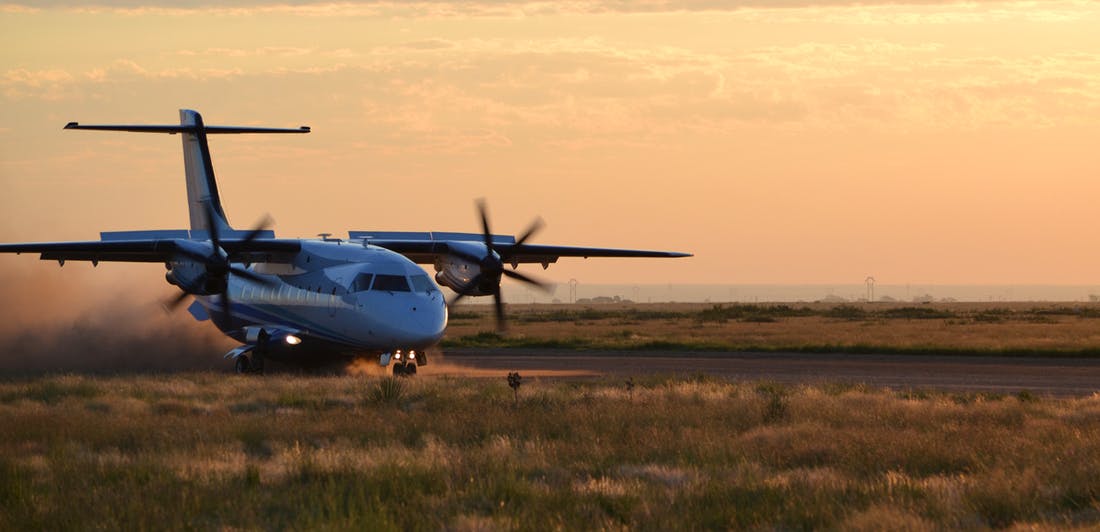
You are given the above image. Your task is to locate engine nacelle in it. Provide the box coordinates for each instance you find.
[434,256,489,295]
[165,260,226,295]
[165,240,229,295]
[433,241,506,296]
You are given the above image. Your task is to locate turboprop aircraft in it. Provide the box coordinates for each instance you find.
[0,110,691,375]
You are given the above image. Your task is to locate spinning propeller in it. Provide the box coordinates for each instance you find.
[163,204,277,318]
[447,199,549,331]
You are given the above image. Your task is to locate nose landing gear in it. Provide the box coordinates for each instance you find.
[393,362,417,376]
[380,349,427,377]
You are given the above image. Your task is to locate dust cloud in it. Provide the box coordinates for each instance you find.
[0,268,234,375]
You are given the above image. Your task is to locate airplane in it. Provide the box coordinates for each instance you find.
[0,109,691,376]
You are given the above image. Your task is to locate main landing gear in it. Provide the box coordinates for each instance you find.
[232,331,269,375]
[233,354,265,375]
[382,350,427,377]
[235,356,251,374]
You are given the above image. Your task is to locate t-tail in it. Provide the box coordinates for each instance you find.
[64,109,309,235]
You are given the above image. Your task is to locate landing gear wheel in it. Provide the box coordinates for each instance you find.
[405,363,417,376]
[235,356,252,374]
[392,363,406,376]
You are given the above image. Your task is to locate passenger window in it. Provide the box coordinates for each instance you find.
[372,274,410,292]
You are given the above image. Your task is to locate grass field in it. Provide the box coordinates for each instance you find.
[444,302,1100,355]
[4,303,1100,529]
[2,373,1099,530]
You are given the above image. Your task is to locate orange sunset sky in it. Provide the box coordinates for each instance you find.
[3,1,1100,290]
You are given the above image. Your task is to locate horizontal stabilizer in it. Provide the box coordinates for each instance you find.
[64,123,310,134]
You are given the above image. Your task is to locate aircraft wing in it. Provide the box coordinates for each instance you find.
[0,237,301,264]
[351,232,690,265]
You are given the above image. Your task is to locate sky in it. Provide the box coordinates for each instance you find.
[3,0,1100,292]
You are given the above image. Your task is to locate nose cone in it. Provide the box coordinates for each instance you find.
[392,295,448,348]
[355,291,449,349]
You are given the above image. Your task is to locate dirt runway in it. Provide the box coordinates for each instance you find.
[436,348,1100,396]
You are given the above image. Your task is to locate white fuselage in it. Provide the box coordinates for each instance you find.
[192,240,448,360]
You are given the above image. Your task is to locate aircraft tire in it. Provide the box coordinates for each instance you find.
[392,363,405,377]
[406,363,417,376]
[235,356,252,374]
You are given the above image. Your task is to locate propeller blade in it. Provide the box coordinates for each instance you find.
[502,268,549,291]
[476,198,493,250]
[162,290,191,312]
[219,293,232,323]
[240,214,273,244]
[513,217,544,248]
[447,248,486,266]
[446,275,482,307]
[492,289,507,331]
[446,290,469,308]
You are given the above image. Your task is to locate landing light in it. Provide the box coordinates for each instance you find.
[285,334,302,345]
[409,351,417,360]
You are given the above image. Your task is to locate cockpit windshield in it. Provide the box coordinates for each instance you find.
[371,274,411,292]
[410,274,438,294]
[349,272,431,293]
[350,273,373,293]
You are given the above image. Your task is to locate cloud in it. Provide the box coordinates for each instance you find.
[5,22,1100,154]
[176,46,316,58]
[1,59,260,100]
[3,0,1092,19]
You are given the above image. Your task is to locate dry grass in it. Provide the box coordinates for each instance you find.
[446,302,1100,353]
[2,373,1099,529]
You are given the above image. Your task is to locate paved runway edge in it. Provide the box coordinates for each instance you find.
[440,348,1100,397]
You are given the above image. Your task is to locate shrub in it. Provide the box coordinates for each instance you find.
[370,377,407,404]
[826,305,867,320]
[881,307,954,320]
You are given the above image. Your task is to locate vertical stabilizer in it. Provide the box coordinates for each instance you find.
[179,109,232,234]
